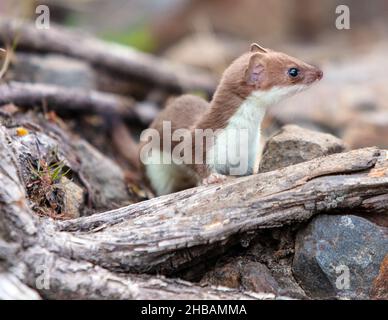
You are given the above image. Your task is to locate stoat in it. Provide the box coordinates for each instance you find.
[140,43,323,196]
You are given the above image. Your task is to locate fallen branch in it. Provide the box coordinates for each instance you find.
[19,247,266,300]
[0,20,216,94]
[0,45,10,80]
[0,125,273,300]
[0,273,41,300]
[2,109,387,279]
[52,147,388,275]
[0,81,158,124]
[1,123,387,297]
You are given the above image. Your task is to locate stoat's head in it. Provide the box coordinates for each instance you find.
[221,43,323,103]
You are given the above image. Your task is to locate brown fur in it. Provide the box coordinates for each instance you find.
[140,44,323,191]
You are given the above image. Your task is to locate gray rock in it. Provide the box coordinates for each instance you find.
[75,140,131,211]
[57,177,84,219]
[11,53,97,90]
[293,215,388,299]
[259,125,346,173]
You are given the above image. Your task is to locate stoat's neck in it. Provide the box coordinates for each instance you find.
[233,92,269,126]
[195,86,241,131]
[195,85,269,132]
[199,86,270,176]
[225,91,268,146]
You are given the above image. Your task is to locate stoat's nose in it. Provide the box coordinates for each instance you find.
[316,69,323,80]
[304,67,323,85]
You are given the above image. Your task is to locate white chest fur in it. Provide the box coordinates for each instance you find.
[206,92,267,176]
[206,86,307,175]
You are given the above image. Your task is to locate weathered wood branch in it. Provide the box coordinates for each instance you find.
[0,125,272,300]
[1,244,263,300]
[52,147,388,275]
[0,20,216,94]
[1,122,387,298]
[0,81,157,124]
[19,247,267,300]
[0,273,41,300]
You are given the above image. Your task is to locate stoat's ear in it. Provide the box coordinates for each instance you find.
[250,43,267,53]
[245,53,265,87]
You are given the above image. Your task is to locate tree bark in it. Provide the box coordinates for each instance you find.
[0,125,274,300]
[52,147,388,275]
[0,20,216,94]
[2,121,388,298]
[0,81,158,125]
[0,273,41,300]
[3,112,387,278]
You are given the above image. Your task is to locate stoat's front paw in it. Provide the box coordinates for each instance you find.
[201,173,227,186]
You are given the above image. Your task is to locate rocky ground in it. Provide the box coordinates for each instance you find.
[0,20,387,300]
[197,125,387,300]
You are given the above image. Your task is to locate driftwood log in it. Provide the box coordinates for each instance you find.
[0,20,216,94]
[55,147,388,274]
[0,126,268,300]
[1,120,388,299]
[0,81,158,125]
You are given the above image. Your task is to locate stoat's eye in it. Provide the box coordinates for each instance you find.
[288,68,299,78]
